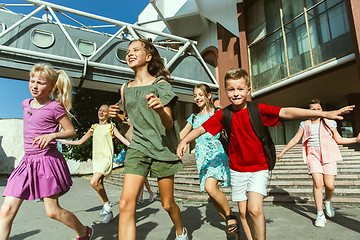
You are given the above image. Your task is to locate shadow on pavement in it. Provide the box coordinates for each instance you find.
[269,187,360,234]
[9,230,41,240]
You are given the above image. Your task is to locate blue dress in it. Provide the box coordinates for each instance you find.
[187,113,231,192]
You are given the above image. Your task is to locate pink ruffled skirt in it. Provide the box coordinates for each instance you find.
[2,149,73,200]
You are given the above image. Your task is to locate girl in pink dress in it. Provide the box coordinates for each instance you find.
[277,99,360,228]
[0,63,92,240]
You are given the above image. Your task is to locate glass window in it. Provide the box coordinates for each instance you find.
[284,15,311,75]
[281,0,304,24]
[305,0,323,9]
[0,21,5,33]
[76,39,96,56]
[250,30,287,91]
[265,0,282,32]
[116,47,127,64]
[308,0,353,65]
[31,29,55,48]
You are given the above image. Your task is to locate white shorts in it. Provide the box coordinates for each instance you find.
[230,169,269,202]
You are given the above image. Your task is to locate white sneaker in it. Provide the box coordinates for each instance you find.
[101,211,113,224]
[175,227,188,240]
[99,202,112,217]
[149,192,155,203]
[315,212,326,227]
[137,196,143,203]
[324,200,335,217]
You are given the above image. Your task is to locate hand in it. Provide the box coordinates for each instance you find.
[356,133,360,143]
[108,103,121,118]
[146,93,164,114]
[325,105,355,120]
[276,153,283,161]
[177,141,188,159]
[32,133,54,149]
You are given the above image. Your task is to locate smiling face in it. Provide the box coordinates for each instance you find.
[125,41,152,70]
[225,78,251,110]
[28,73,52,102]
[193,87,211,110]
[98,105,109,122]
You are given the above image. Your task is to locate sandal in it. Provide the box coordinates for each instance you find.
[225,212,239,235]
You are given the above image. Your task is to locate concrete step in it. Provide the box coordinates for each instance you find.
[105,145,360,205]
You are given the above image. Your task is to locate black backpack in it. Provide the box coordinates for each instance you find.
[221,101,277,171]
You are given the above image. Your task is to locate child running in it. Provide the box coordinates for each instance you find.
[277,99,360,227]
[62,104,130,224]
[177,68,354,240]
[179,84,235,236]
[0,63,92,240]
[108,38,188,240]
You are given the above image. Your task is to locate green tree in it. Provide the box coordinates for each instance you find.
[65,87,123,162]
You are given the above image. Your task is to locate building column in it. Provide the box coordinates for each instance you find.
[237,2,249,74]
[216,23,240,106]
[346,0,360,81]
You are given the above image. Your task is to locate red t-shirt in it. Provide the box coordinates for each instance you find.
[202,103,281,172]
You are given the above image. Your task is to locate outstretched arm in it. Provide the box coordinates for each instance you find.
[113,127,130,147]
[177,126,206,159]
[332,128,360,145]
[276,128,304,161]
[62,128,91,146]
[279,105,355,120]
[179,122,193,140]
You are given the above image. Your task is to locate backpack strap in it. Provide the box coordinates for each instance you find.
[222,105,233,152]
[247,101,276,170]
[247,101,266,141]
[120,83,127,116]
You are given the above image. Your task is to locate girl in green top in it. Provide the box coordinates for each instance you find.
[109,38,188,240]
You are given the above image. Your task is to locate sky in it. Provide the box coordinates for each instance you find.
[0,0,149,119]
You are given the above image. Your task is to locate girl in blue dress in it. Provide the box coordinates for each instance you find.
[179,84,237,236]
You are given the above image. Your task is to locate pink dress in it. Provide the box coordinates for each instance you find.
[2,99,73,200]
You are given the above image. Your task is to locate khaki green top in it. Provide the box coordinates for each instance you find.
[119,77,180,161]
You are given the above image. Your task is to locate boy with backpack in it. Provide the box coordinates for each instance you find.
[177,68,354,240]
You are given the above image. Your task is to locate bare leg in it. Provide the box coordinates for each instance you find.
[323,174,335,201]
[118,174,145,240]
[43,194,87,238]
[0,196,23,240]
[90,172,108,204]
[247,192,266,240]
[238,200,254,240]
[204,177,236,230]
[143,177,154,196]
[312,173,324,211]
[158,175,184,236]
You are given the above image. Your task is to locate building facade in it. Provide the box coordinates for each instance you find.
[139,0,360,144]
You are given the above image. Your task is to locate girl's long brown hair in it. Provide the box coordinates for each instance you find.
[129,38,172,83]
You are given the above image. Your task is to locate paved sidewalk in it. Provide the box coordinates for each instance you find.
[0,176,359,239]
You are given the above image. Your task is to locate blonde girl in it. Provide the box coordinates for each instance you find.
[277,99,360,227]
[179,84,237,236]
[63,104,130,224]
[108,38,188,240]
[0,63,92,240]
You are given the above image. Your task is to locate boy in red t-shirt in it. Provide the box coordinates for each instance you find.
[177,68,354,240]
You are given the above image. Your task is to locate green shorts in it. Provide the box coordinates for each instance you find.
[124,148,183,178]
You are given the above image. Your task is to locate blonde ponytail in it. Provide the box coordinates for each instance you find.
[53,70,72,114]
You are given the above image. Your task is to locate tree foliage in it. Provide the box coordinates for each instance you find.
[64,87,124,162]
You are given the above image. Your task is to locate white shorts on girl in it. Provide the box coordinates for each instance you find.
[230,169,269,202]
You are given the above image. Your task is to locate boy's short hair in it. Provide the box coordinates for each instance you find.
[224,68,250,88]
